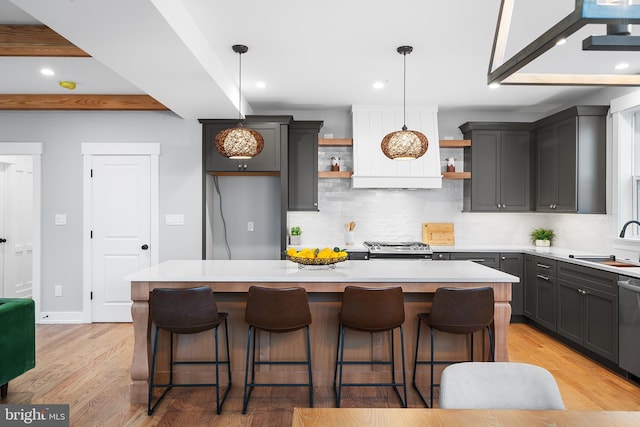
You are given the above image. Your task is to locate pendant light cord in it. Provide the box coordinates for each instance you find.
[238,50,242,122]
[402,50,407,131]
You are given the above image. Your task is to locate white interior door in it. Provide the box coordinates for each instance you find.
[90,155,151,322]
[0,156,33,299]
[0,162,6,297]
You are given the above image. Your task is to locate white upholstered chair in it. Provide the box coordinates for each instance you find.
[439,362,565,410]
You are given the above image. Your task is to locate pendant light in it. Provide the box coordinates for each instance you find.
[215,44,264,159]
[381,46,429,160]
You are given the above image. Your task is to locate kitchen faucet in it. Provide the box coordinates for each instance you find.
[619,220,640,238]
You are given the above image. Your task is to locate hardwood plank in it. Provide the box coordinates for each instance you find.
[0,25,89,57]
[0,95,168,111]
[3,322,640,426]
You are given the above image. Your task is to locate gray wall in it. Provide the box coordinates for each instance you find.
[0,111,202,312]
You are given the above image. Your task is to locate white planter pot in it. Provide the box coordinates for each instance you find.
[289,235,301,245]
[535,239,551,247]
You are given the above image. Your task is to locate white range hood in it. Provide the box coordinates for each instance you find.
[351,105,442,189]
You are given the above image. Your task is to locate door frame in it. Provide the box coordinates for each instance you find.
[82,143,160,323]
[0,143,42,318]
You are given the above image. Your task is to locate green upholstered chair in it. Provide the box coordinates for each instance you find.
[0,298,36,399]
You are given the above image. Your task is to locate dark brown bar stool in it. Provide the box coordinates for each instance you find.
[334,285,407,408]
[148,286,231,415]
[413,286,495,407]
[243,286,313,414]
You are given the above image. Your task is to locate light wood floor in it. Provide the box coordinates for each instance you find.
[3,323,640,426]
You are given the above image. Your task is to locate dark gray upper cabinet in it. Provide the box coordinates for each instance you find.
[288,121,323,211]
[459,123,532,212]
[200,116,291,172]
[533,106,608,214]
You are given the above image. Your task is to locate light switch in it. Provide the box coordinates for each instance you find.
[165,214,184,226]
[55,214,67,225]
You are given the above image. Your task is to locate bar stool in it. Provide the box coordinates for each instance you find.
[148,286,231,415]
[334,285,407,408]
[413,286,495,407]
[243,286,313,414]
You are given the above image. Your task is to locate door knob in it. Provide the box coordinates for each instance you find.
[0,238,6,243]
[141,244,149,250]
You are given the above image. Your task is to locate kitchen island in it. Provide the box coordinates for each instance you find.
[127,259,518,404]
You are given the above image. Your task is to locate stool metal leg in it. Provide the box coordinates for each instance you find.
[214,318,232,414]
[305,325,314,408]
[336,325,346,408]
[242,325,254,414]
[430,327,436,408]
[398,326,407,408]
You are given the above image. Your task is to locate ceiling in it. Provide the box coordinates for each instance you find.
[2,0,638,120]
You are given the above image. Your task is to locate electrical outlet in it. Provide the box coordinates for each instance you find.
[248,221,254,232]
[55,285,62,297]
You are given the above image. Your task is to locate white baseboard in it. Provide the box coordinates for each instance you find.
[38,311,86,324]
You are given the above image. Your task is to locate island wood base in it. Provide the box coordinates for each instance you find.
[130,281,511,405]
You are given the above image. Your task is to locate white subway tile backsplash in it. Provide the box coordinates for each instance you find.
[288,177,612,251]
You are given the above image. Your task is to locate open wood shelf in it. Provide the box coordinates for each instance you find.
[439,139,471,148]
[319,138,353,146]
[318,171,353,178]
[442,171,471,180]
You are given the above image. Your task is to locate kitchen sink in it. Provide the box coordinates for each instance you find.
[568,254,640,268]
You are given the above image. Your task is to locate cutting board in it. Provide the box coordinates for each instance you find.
[422,223,454,246]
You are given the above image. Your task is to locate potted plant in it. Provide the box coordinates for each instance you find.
[530,228,555,247]
[289,226,302,245]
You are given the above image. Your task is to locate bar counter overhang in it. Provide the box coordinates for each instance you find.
[127,259,519,404]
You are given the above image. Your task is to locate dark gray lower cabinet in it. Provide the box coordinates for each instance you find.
[556,262,618,363]
[448,252,499,268]
[500,253,523,316]
[446,252,523,318]
[523,257,557,331]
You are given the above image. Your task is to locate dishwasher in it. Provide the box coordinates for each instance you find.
[618,276,640,378]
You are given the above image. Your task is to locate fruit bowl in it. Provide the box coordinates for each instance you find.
[287,254,347,266]
[286,247,348,269]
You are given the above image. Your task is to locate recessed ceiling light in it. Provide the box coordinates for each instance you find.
[615,62,630,70]
[489,82,500,89]
[255,81,266,89]
[373,81,385,89]
[555,38,567,46]
[40,68,55,76]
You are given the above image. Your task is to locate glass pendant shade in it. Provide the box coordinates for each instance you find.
[215,44,264,159]
[215,124,264,159]
[381,126,428,160]
[381,45,428,160]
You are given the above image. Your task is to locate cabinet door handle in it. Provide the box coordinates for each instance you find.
[537,274,550,281]
[537,263,550,269]
[466,259,486,262]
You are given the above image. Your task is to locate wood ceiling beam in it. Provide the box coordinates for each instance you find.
[0,95,168,111]
[0,25,89,57]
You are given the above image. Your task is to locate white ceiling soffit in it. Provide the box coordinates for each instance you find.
[9,0,616,117]
[10,0,242,120]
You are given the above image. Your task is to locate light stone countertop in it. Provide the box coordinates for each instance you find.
[431,245,640,278]
[126,259,519,284]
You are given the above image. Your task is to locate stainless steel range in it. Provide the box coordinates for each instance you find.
[363,241,433,259]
